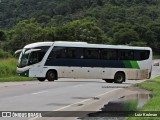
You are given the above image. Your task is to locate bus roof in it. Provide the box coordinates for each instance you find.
[53,41,151,50]
[24,41,151,51]
[24,42,54,48]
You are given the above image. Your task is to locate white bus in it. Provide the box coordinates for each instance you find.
[15,41,152,83]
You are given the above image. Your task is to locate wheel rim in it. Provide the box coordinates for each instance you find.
[47,71,56,81]
[49,72,55,79]
[117,75,123,82]
[115,73,124,83]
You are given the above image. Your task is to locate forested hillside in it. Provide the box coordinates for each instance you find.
[0,0,160,55]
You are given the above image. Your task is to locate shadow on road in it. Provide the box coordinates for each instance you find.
[55,80,105,83]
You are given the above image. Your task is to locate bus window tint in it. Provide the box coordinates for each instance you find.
[28,47,49,65]
[134,50,150,60]
[101,49,117,60]
[84,49,99,59]
[48,47,65,59]
[50,47,82,59]
[29,52,40,65]
[56,47,67,58]
[66,48,81,59]
[140,51,150,60]
[119,50,134,60]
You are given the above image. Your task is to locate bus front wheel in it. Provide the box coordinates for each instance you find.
[37,78,46,82]
[46,70,56,81]
[114,72,125,83]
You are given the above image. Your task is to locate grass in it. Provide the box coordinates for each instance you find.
[0,58,36,82]
[127,77,160,120]
[153,55,160,59]
[0,58,17,77]
[0,76,35,82]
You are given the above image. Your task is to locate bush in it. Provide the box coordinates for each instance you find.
[0,58,17,77]
[0,49,12,58]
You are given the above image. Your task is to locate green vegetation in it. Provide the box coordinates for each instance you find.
[0,0,160,54]
[135,77,160,111]
[0,58,17,77]
[127,77,160,120]
[0,49,12,58]
[0,58,35,82]
[0,76,35,82]
[153,55,160,60]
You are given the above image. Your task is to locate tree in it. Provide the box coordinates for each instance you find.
[0,30,5,41]
[6,18,47,52]
[147,23,160,53]
[54,18,105,43]
[128,41,147,47]
[113,28,139,45]
[55,2,71,15]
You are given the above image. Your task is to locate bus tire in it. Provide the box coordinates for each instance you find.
[46,70,56,81]
[37,78,46,82]
[114,72,125,83]
[148,72,151,79]
[103,79,113,83]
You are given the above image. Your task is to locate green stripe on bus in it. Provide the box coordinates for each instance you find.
[123,60,132,68]
[123,60,140,69]
[130,61,140,69]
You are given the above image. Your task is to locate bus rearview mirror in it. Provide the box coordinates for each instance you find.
[14,49,22,55]
[25,49,41,54]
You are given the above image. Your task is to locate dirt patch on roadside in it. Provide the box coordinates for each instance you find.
[125,86,151,94]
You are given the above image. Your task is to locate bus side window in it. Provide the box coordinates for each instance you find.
[128,51,134,60]
[47,50,55,60]
[48,47,67,59]
[109,50,117,60]
[84,49,99,59]
[101,49,117,60]
[139,51,150,60]
[57,48,66,58]
[101,50,108,59]
[119,50,134,60]
[73,48,83,59]
[134,51,140,60]
[66,48,76,59]
[59,47,82,59]
[134,50,150,60]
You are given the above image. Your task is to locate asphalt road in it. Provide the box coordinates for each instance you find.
[0,61,159,120]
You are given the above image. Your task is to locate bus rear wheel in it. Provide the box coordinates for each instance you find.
[114,72,125,83]
[46,70,56,81]
[37,78,46,82]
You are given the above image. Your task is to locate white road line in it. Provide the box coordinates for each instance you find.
[32,91,48,95]
[28,88,122,120]
[54,88,122,111]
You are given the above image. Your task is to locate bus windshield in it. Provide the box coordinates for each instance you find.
[18,46,50,68]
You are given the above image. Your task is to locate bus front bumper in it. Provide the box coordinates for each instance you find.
[17,66,30,77]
